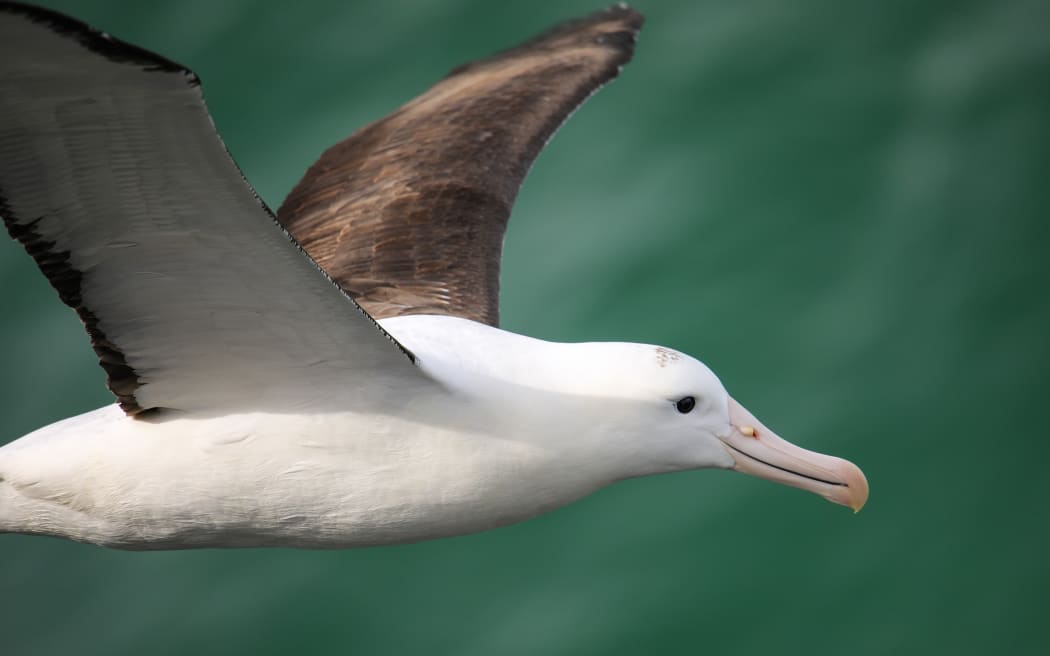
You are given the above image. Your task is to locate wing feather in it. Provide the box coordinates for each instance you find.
[278,5,644,327]
[0,2,425,415]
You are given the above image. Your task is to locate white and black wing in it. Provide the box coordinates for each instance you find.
[0,2,424,416]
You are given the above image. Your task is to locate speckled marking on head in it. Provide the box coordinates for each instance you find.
[654,346,681,368]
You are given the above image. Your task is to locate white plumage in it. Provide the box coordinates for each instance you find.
[1,316,739,549]
[0,3,866,551]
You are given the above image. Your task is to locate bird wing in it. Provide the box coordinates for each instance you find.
[278,5,644,327]
[0,3,427,416]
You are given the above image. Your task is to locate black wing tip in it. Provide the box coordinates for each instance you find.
[0,1,197,81]
[533,3,645,44]
[445,4,645,79]
[0,190,147,416]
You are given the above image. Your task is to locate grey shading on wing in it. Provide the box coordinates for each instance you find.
[0,2,426,416]
[278,5,644,327]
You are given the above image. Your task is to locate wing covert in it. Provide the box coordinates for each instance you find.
[278,5,644,327]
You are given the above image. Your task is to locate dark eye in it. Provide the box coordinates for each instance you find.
[675,396,696,414]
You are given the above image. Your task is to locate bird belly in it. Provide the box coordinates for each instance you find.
[0,405,601,549]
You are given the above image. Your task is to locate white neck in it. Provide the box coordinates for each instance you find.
[380,315,720,480]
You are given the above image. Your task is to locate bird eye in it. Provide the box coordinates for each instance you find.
[675,396,696,414]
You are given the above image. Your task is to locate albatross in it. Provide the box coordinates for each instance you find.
[0,3,867,550]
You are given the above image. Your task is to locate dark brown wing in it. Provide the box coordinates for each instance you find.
[277,5,644,327]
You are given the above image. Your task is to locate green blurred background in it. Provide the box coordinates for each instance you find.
[2,0,1048,654]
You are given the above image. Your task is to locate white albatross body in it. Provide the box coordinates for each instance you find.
[0,317,737,549]
[0,4,867,551]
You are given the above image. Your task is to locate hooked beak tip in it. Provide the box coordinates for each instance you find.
[726,397,869,513]
[840,460,869,513]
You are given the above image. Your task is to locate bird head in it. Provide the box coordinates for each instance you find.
[571,343,869,512]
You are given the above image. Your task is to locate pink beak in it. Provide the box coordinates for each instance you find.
[721,397,869,512]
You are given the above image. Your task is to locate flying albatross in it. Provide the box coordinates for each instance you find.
[0,2,867,550]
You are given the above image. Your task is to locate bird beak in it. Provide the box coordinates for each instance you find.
[719,397,868,512]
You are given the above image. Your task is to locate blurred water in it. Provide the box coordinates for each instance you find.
[1,1,1048,654]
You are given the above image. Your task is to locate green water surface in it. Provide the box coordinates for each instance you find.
[1,1,1048,654]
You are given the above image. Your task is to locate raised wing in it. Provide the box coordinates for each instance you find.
[0,2,425,416]
[278,5,644,327]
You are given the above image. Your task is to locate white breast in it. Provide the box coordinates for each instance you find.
[0,397,608,549]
